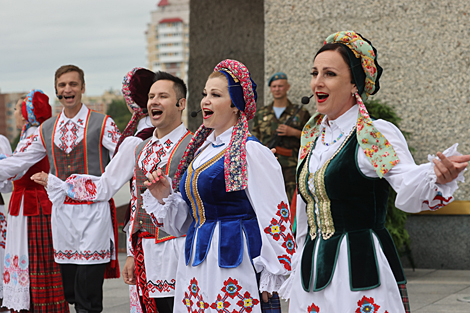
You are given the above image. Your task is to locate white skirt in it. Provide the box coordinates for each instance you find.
[3,202,30,311]
[289,233,405,313]
[174,223,262,313]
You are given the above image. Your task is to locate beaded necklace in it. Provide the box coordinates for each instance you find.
[321,126,343,146]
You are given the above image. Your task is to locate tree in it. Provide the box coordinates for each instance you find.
[106,99,132,132]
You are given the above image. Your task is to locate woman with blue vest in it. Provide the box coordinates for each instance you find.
[143,59,294,313]
[280,31,470,313]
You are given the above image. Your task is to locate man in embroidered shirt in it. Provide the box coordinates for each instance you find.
[0,64,121,313]
[33,71,192,313]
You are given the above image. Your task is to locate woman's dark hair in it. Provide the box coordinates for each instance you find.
[314,43,366,94]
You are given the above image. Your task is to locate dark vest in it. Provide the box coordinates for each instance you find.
[40,110,110,178]
[297,130,406,292]
[131,130,192,242]
[180,136,262,268]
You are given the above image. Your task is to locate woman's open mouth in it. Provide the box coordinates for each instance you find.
[203,109,213,119]
[316,92,329,103]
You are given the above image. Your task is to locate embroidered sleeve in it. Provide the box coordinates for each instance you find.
[0,128,46,182]
[102,117,121,157]
[245,140,295,292]
[65,137,141,203]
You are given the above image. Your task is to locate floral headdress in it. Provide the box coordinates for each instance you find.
[300,31,399,177]
[173,59,257,192]
[21,89,51,139]
[114,67,155,156]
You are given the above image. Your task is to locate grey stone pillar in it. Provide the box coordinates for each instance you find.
[187,0,264,132]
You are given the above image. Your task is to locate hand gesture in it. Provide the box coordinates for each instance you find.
[433,152,470,184]
[31,171,49,187]
[143,168,171,204]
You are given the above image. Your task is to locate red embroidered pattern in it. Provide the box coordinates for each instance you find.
[58,121,79,152]
[53,249,111,261]
[356,296,380,313]
[108,121,121,144]
[147,279,176,293]
[263,201,295,270]
[15,134,38,153]
[182,277,260,313]
[212,277,259,313]
[423,193,452,211]
[307,303,320,312]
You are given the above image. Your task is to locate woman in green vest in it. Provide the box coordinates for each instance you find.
[281,30,470,313]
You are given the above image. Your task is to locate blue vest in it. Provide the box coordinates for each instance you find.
[180,137,262,268]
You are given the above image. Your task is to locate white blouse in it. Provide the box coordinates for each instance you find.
[143,127,294,293]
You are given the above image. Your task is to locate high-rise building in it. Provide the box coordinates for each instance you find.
[146,0,189,82]
[0,92,27,142]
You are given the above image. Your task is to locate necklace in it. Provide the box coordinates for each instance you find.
[321,127,343,146]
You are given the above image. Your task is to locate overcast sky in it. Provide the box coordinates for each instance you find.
[0,0,158,100]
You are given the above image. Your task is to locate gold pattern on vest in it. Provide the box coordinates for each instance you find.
[185,148,226,227]
[300,127,356,240]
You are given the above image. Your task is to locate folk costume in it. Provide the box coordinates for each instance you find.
[0,99,121,312]
[0,90,68,312]
[0,135,11,305]
[143,60,294,313]
[280,31,465,313]
[46,68,192,313]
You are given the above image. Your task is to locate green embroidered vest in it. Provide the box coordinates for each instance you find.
[297,129,406,292]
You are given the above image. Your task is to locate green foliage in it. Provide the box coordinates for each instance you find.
[106,98,132,132]
[364,99,413,266]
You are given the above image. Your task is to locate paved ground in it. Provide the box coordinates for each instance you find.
[80,253,470,312]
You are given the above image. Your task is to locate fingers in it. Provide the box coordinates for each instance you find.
[434,152,469,184]
[146,168,165,186]
[262,291,269,303]
[30,171,48,187]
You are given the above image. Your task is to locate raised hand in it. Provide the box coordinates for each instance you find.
[433,152,470,184]
[144,168,172,204]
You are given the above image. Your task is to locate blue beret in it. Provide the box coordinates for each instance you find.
[268,72,288,86]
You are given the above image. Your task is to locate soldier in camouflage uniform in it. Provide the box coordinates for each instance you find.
[252,72,310,203]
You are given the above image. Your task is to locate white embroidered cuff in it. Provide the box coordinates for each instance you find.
[259,270,286,294]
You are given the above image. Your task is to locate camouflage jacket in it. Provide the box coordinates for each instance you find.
[252,100,311,168]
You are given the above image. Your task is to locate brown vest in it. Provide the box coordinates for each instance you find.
[131,130,192,242]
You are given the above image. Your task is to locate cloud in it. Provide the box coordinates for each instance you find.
[0,0,157,98]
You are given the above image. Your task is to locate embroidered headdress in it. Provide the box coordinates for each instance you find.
[300,30,399,177]
[173,59,257,192]
[115,67,155,155]
[21,89,51,139]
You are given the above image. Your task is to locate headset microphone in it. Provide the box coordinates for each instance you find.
[191,109,202,118]
[301,94,314,104]
[55,88,63,100]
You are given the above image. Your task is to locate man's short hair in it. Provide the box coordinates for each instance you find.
[153,71,187,100]
[55,65,85,87]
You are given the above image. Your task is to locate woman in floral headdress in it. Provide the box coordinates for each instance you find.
[279,31,470,313]
[143,59,294,313]
[1,90,69,312]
